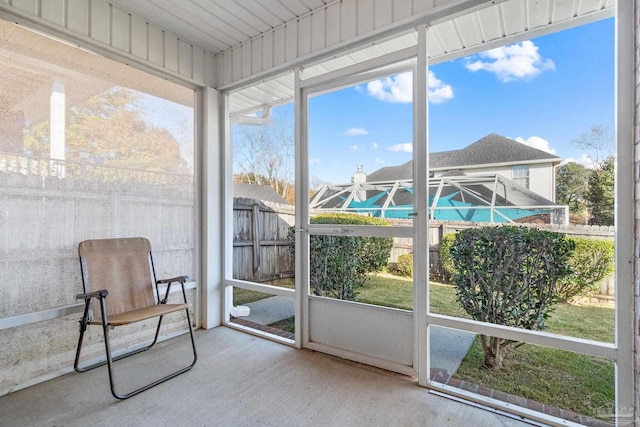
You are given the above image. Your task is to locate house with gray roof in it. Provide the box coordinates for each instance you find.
[366,133,562,201]
[233,183,289,205]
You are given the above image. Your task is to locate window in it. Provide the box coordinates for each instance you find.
[512,165,530,188]
[0,19,196,387]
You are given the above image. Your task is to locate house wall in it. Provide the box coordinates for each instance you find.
[434,162,556,201]
[524,164,555,200]
[0,0,215,87]
[633,0,640,417]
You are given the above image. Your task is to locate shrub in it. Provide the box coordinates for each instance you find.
[555,237,614,302]
[438,233,456,282]
[289,213,393,300]
[394,253,413,277]
[450,226,573,370]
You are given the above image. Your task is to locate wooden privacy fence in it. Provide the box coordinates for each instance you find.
[233,198,295,282]
[232,203,616,290]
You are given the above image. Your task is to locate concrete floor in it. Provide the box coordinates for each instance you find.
[243,296,476,375]
[0,327,533,427]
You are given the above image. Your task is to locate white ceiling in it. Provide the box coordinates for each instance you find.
[110,0,614,58]
[109,0,331,54]
[227,0,614,115]
[109,0,614,115]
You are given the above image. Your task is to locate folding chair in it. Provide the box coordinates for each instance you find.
[73,237,197,399]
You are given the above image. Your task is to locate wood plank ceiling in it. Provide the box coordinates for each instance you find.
[109,0,614,114]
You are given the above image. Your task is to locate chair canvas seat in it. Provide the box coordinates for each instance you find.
[89,303,191,326]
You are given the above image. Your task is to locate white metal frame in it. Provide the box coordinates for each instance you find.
[221,1,634,424]
[298,41,419,373]
[613,0,635,419]
[414,24,430,390]
[0,18,204,330]
[221,91,297,345]
[420,3,635,425]
[290,7,633,426]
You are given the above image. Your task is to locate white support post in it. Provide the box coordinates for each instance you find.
[414,25,429,387]
[295,68,309,349]
[50,81,65,177]
[200,86,224,329]
[615,0,636,421]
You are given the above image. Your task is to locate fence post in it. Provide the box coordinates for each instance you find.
[252,203,261,281]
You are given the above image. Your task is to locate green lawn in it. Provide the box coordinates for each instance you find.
[358,273,614,342]
[232,278,294,306]
[357,273,615,418]
[455,338,614,417]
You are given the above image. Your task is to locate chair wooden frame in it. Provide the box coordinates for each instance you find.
[73,237,197,399]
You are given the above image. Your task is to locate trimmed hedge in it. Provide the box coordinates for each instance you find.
[441,231,614,301]
[290,213,393,300]
[438,233,456,281]
[394,253,413,277]
[556,237,614,301]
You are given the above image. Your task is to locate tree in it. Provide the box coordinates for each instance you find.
[555,162,589,213]
[585,157,615,226]
[23,87,189,175]
[233,107,294,203]
[572,125,613,169]
[449,226,573,371]
[572,125,615,226]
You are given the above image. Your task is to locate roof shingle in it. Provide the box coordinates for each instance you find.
[367,133,561,182]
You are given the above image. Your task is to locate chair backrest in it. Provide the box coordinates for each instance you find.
[78,237,156,319]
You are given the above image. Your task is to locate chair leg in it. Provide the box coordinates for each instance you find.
[103,310,197,400]
[74,318,159,374]
[185,307,198,367]
[74,301,92,373]
[73,319,88,372]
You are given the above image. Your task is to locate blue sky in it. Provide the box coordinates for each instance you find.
[137,93,195,169]
[306,17,614,185]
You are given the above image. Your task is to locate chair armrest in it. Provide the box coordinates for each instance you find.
[156,275,189,285]
[76,289,109,300]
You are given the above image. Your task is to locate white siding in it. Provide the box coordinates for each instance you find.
[528,164,555,201]
[435,162,556,201]
[632,0,640,416]
[66,0,89,35]
[40,0,65,26]
[214,0,466,88]
[0,0,215,86]
[131,16,148,59]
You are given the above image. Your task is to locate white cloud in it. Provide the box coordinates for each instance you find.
[562,153,597,169]
[388,143,413,153]
[370,142,379,150]
[465,41,555,82]
[366,71,453,103]
[309,156,321,165]
[350,145,361,151]
[514,136,556,155]
[367,72,413,103]
[345,127,368,136]
[375,158,386,164]
[428,71,454,104]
